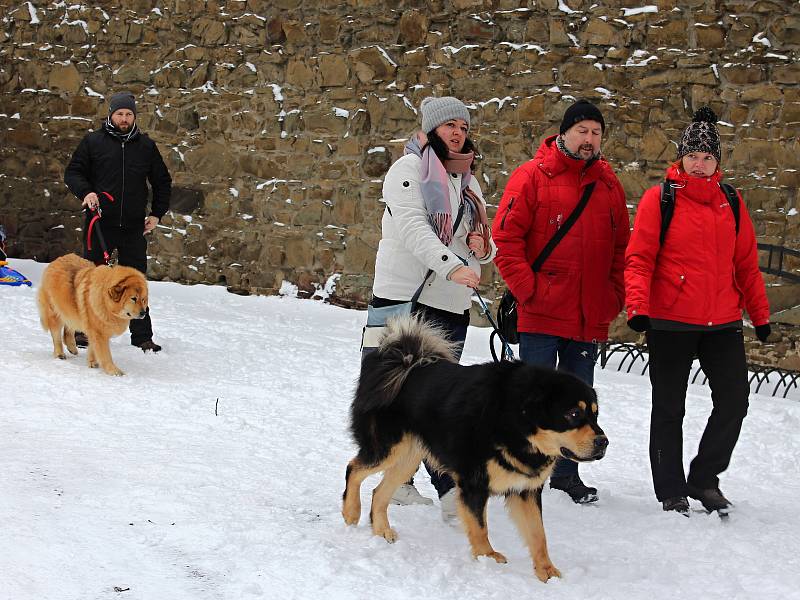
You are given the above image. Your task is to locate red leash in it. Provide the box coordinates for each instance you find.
[86,192,114,266]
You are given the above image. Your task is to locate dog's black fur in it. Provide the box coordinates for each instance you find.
[341,316,608,582]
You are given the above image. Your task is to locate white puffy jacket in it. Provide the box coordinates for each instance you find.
[372,153,496,313]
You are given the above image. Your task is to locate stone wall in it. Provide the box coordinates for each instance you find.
[1,0,799,361]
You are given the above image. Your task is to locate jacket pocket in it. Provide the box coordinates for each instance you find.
[529,260,578,317]
[651,269,686,309]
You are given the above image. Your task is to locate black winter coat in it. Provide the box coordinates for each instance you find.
[64,127,172,229]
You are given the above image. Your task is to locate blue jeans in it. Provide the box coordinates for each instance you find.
[519,333,597,480]
[362,301,468,498]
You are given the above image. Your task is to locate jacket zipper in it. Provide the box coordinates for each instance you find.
[610,207,616,231]
[500,197,515,229]
[120,141,125,227]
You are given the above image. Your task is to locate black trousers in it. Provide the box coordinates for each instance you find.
[84,222,153,345]
[645,328,749,501]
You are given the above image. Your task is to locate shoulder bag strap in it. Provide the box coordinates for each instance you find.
[531,181,596,273]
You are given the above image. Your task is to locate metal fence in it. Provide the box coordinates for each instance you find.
[598,342,800,399]
[758,243,800,284]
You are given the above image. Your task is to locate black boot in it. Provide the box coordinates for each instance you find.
[662,496,690,516]
[75,331,88,348]
[550,474,598,504]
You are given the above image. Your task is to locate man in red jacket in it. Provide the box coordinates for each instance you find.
[493,100,630,503]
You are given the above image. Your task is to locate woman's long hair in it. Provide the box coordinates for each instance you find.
[424,130,478,170]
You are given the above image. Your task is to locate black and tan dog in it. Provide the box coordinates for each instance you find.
[342,316,608,583]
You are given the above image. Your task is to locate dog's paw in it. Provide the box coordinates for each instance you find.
[535,562,561,582]
[104,365,125,376]
[474,550,507,564]
[373,525,398,543]
[55,352,66,360]
[66,345,78,355]
[342,508,360,526]
[88,359,99,368]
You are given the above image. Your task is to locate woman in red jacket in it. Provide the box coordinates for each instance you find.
[625,107,771,516]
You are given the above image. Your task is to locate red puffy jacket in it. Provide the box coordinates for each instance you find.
[493,135,630,342]
[625,164,770,327]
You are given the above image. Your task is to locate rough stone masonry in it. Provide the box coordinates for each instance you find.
[1,0,799,366]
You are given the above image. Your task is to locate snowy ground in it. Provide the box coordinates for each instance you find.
[2,258,799,600]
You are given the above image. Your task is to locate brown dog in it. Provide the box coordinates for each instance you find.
[37,253,149,376]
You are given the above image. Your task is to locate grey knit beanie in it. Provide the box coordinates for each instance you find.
[420,96,470,133]
[109,91,136,115]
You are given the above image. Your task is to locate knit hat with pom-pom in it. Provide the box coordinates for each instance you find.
[677,106,721,162]
[420,96,471,133]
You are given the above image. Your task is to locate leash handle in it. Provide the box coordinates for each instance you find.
[85,192,114,266]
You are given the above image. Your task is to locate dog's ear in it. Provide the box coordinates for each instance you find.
[109,284,125,303]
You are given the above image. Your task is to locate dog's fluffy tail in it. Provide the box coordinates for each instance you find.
[354,314,459,412]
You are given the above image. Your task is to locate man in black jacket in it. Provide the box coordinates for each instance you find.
[64,91,171,352]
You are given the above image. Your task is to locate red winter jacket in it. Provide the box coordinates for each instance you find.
[625,164,770,327]
[493,135,630,342]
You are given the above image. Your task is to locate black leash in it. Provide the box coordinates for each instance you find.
[473,288,515,362]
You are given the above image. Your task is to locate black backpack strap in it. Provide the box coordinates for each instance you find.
[720,183,740,235]
[659,181,676,246]
[531,182,596,272]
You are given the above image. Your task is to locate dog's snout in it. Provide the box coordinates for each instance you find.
[138,310,147,318]
[594,435,609,451]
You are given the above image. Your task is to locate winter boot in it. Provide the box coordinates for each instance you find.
[687,485,732,513]
[135,339,162,353]
[550,473,598,504]
[662,496,690,517]
[390,483,434,506]
[75,331,88,348]
[439,488,459,525]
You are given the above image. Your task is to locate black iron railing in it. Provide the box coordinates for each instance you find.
[599,342,800,399]
[758,243,800,283]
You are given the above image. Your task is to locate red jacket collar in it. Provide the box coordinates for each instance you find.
[665,163,724,205]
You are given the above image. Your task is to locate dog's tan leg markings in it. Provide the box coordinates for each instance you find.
[506,490,561,582]
[342,457,383,526]
[370,439,423,543]
[456,491,506,564]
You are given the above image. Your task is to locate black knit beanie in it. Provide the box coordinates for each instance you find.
[560,99,605,134]
[677,106,721,162]
[109,91,136,115]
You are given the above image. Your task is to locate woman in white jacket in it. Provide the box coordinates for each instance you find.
[369,96,496,516]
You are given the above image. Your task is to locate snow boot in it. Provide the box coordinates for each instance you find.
[687,485,731,514]
[662,496,690,517]
[135,339,162,353]
[550,473,598,504]
[390,483,433,506]
[439,488,459,525]
[75,331,88,348]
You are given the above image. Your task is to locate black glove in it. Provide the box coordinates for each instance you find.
[628,315,651,333]
[755,324,771,343]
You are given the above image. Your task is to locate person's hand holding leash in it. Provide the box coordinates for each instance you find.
[448,265,480,288]
[467,232,485,258]
[143,216,159,235]
[82,192,99,212]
